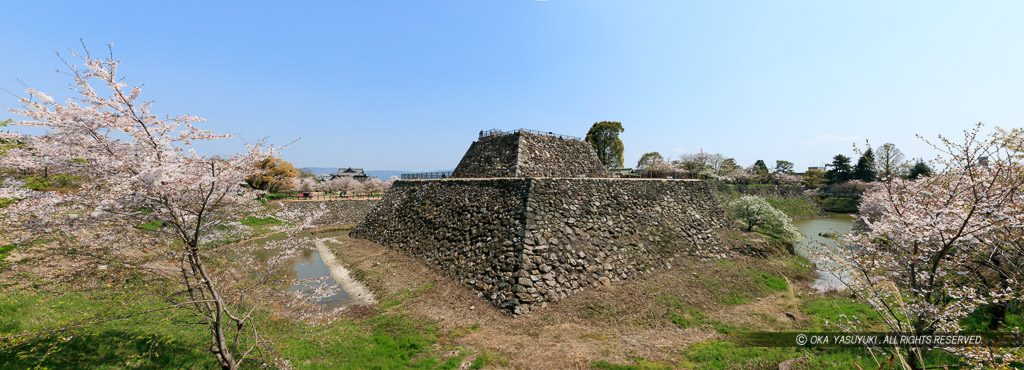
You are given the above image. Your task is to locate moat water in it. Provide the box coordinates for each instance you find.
[246,228,353,309]
[792,213,855,292]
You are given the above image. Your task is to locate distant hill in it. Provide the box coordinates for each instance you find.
[365,170,408,181]
[301,167,339,176]
[301,168,450,181]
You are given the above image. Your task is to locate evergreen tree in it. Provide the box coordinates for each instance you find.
[825,154,853,184]
[853,147,877,182]
[908,159,933,179]
[774,160,795,175]
[752,159,769,174]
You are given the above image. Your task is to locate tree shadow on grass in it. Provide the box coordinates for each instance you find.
[1,329,216,369]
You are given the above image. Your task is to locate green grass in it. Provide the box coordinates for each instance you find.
[238,216,287,235]
[683,337,966,369]
[581,302,616,319]
[695,267,789,306]
[0,197,15,208]
[239,216,284,227]
[780,255,816,280]
[960,302,1024,332]
[800,297,883,331]
[765,197,822,219]
[758,272,788,292]
[138,220,164,231]
[659,294,737,334]
[683,340,803,369]
[469,349,510,369]
[263,192,294,201]
[819,196,859,213]
[138,215,282,234]
[0,291,215,369]
[592,356,669,369]
[275,313,461,369]
[0,244,16,262]
[682,339,959,369]
[2,283,463,369]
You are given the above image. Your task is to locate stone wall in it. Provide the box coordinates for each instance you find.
[451,131,606,178]
[352,180,529,311]
[451,133,520,178]
[279,200,378,226]
[516,133,606,177]
[352,178,734,314]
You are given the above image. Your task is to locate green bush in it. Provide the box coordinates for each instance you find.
[819,196,859,213]
[263,192,293,200]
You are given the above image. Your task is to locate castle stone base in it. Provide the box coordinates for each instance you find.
[351,178,733,314]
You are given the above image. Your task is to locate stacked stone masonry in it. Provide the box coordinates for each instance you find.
[452,131,606,178]
[280,200,378,226]
[351,178,735,315]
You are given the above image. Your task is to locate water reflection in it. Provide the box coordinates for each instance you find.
[792,213,854,292]
[285,247,351,309]
[245,228,353,309]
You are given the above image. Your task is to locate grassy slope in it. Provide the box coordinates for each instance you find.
[713,183,824,220]
[0,285,462,369]
[1,213,461,369]
[6,222,1002,369]
[764,197,822,220]
[1,239,982,369]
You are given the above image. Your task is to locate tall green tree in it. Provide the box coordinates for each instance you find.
[825,154,853,184]
[752,160,769,174]
[802,169,827,189]
[585,121,625,168]
[636,151,664,170]
[720,158,739,174]
[908,159,932,179]
[853,147,876,182]
[774,160,794,175]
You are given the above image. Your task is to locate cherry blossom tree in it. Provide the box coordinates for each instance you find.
[382,175,399,192]
[832,124,1024,369]
[363,177,384,197]
[0,46,321,369]
[327,176,361,196]
[727,195,802,244]
[294,176,320,193]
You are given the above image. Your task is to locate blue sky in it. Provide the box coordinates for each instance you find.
[2,1,1022,172]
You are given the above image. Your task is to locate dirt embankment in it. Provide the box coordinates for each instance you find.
[315,239,376,306]
[330,230,817,369]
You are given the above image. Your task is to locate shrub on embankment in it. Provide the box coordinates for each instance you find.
[818,196,859,213]
[712,183,825,219]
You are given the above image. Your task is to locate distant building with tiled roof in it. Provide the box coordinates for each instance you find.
[319,167,371,182]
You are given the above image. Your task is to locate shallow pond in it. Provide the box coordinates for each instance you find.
[246,228,355,309]
[792,213,855,292]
